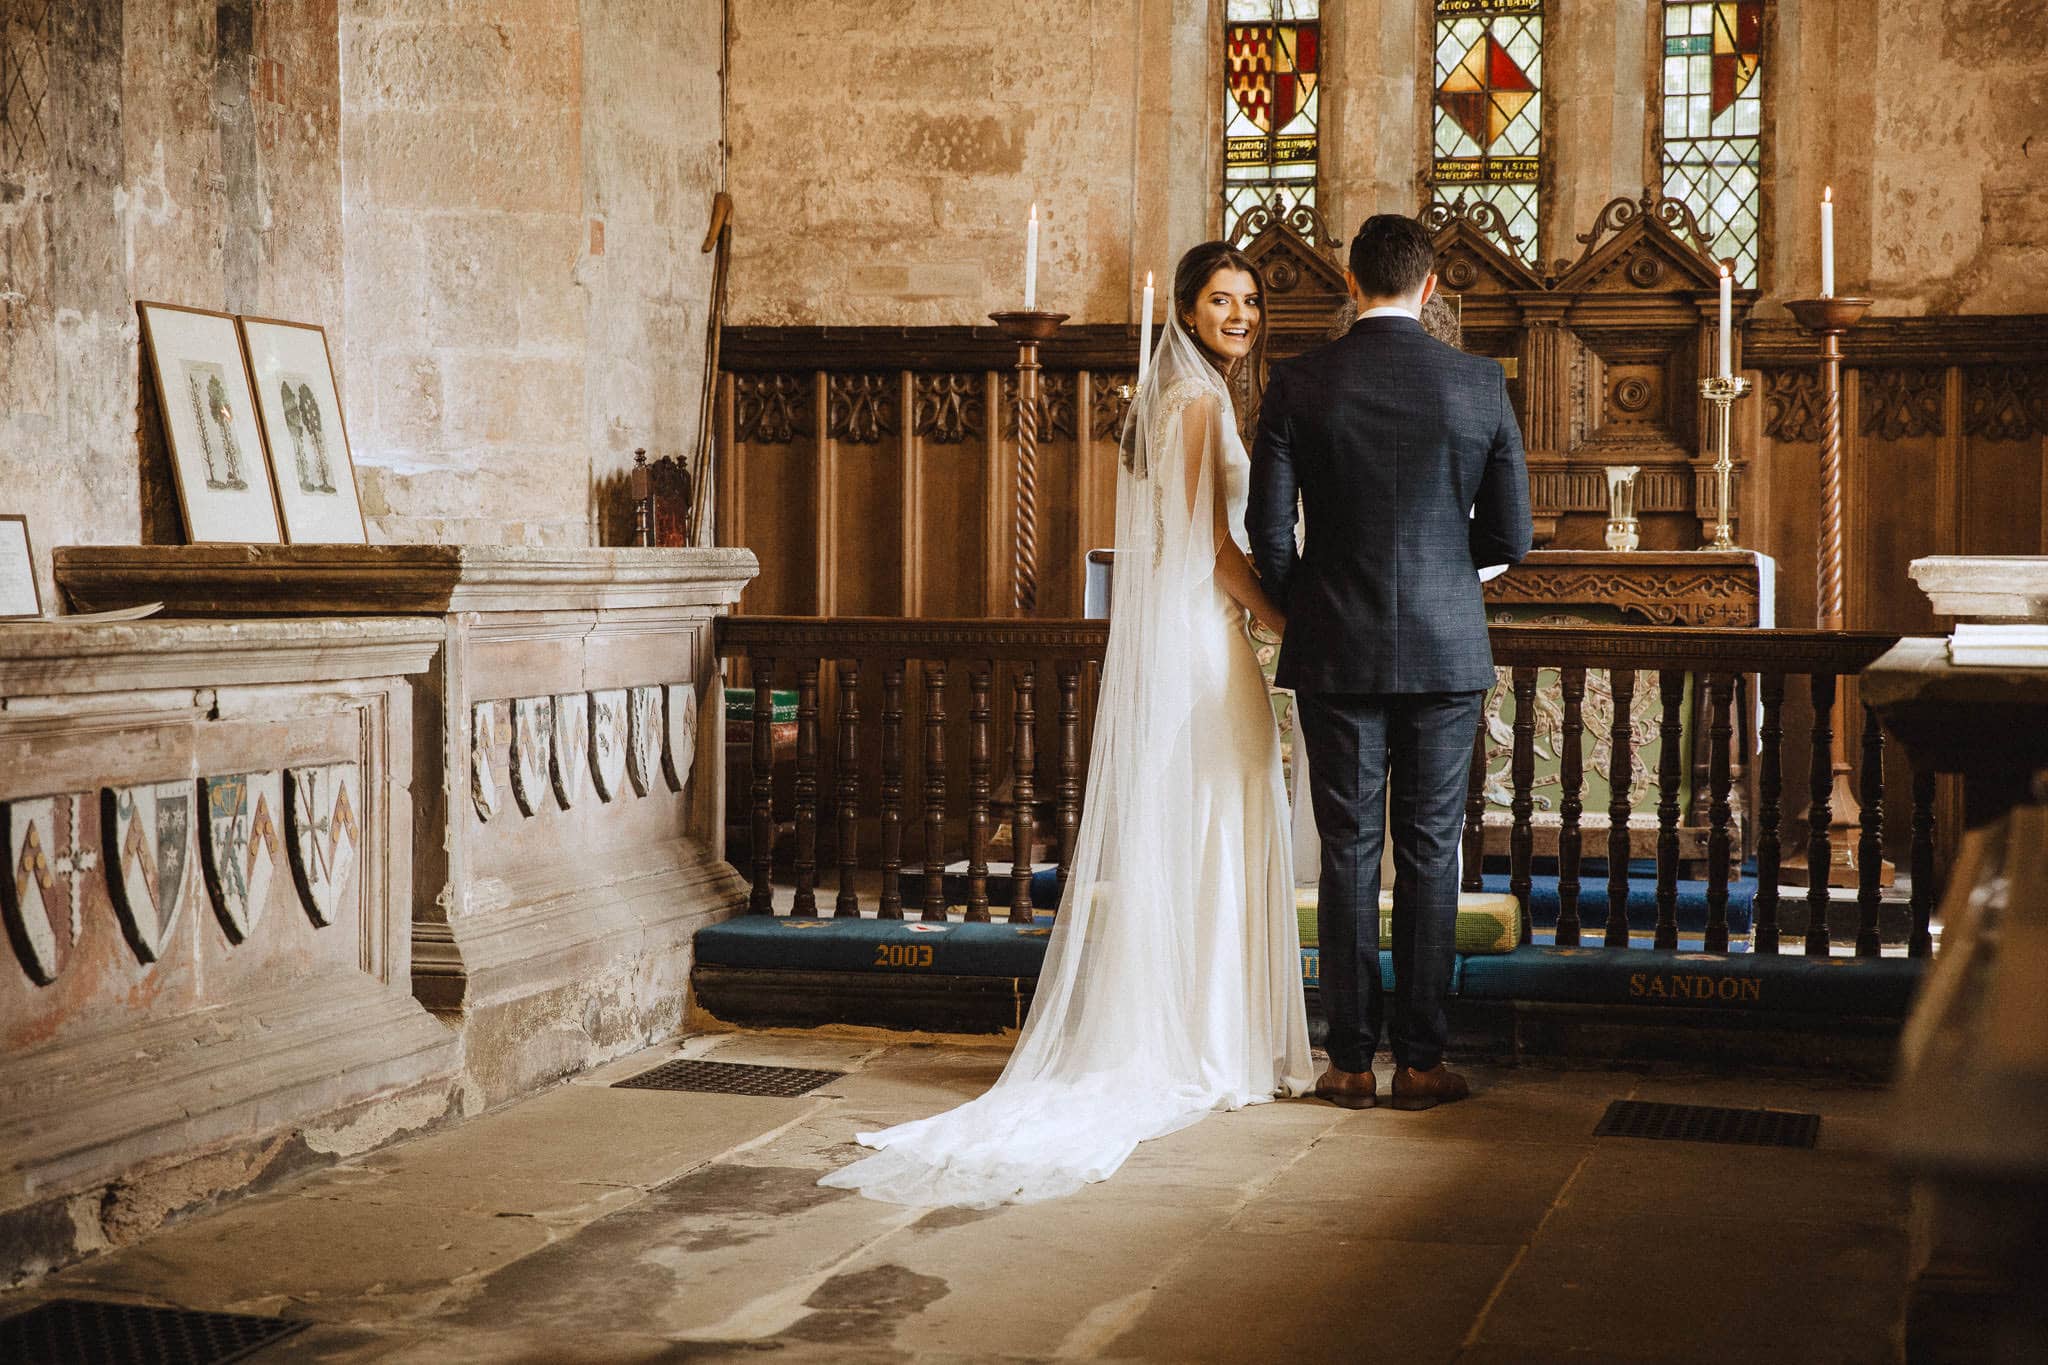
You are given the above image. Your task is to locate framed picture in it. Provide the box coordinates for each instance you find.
[137,301,282,543]
[238,316,368,544]
[0,515,41,619]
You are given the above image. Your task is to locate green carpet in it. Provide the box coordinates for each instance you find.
[1294,886,1520,955]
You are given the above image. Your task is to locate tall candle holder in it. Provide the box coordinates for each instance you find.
[1786,294,1877,893]
[1699,374,1753,550]
[989,309,1068,615]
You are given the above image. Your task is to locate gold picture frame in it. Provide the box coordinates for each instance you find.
[137,301,282,544]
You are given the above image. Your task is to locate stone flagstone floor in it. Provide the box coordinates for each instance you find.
[1,1030,1908,1363]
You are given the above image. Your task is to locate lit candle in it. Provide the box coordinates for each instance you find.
[1718,263,1733,379]
[1024,203,1039,310]
[1138,271,1154,385]
[1821,186,1835,299]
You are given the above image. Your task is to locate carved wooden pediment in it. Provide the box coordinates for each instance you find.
[1237,206,1352,358]
[1552,189,1727,296]
[1424,198,1546,297]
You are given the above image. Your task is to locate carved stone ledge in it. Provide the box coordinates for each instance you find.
[1910,556,2048,622]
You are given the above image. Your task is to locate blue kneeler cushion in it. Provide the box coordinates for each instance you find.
[694,918,1924,1020]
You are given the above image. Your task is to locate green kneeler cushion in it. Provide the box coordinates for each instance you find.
[1294,886,1521,955]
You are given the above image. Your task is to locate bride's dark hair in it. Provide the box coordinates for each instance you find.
[1173,241,1267,384]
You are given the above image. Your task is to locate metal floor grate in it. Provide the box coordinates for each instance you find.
[1595,1099,1820,1148]
[0,1298,306,1365]
[613,1058,843,1097]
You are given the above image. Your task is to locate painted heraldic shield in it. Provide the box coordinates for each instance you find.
[287,763,360,927]
[663,682,698,794]
[626,685,662,798]
[201,771,284,943]
[590,689,629,802]
[3,794,86,984]
[511,696,551,817]
[551,691,590,808]
[102,782,194,963]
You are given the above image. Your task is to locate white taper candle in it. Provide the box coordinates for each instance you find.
[1024,203,1039,310]
[1821,186,1835,299]
[1138,271,1154,385]
[1719,264,1733,379]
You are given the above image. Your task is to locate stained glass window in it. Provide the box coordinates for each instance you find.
[1224,1,1320,229]
[1660,2,1765,285]
[1429,0,1543,267]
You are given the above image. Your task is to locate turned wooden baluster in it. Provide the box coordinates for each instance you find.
[1011,665,1038,924]
[1509,667,1538,943]
[1462,708,1488,894]
[966,668,993,923]
[1057,663,1082,892]
[879,664,905,920]
[1556,667,1586,947]
[1754,673,1786,954]
[1604,669,1636,947]
[1909,767,1936,958]
[834,659,861,918]
[1704,672,1735,953]
[792,661,821,916]
[1805,672,1837,956]
[1655,669,1686,952]
[922,661,950,923]
[1856,706,1885,957]
[749,655,775,915]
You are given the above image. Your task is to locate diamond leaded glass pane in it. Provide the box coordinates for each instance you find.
[1224,1,1320,229]
[1427,1,1543,267]
[1659,2,1765,285]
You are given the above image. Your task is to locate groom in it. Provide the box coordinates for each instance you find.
[1248,214,1532,1111]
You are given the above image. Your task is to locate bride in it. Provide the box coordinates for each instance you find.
[819,242,1315,1208]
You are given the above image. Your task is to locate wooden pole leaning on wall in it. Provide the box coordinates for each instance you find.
[989,310,1069,614]
[1785,295,1882,892]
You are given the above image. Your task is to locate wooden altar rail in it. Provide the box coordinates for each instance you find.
[718,618,1933,959]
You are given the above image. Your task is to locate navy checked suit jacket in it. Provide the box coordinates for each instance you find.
[1247,314,1533,694]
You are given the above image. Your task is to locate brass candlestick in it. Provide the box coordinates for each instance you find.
[989,309,1068,615]
[1786,295,1879,896]
[1699,374,1752,550]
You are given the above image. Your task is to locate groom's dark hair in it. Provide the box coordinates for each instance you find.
[1348,215,1436,299]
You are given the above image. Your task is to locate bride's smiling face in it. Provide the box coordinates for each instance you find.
[1182,267,1261,363]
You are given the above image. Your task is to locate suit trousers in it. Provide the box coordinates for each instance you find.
[1296,689,1486,1073]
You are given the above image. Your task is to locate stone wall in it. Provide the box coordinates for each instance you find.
[338,0,726,544]
[723,0,2048,324]
[0,0,344,614]
[0,1,725,605]
[723,0,1215,329]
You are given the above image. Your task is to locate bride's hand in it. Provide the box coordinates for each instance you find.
[1249,607,1286,643]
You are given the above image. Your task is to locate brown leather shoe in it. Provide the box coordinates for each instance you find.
[1389,1063,1470,1111]
[1313,1066,1376,1110]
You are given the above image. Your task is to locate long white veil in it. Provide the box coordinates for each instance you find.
[818,317,1297,1208]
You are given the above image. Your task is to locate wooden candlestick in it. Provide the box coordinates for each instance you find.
[989,310,1068,615]
[1786,296,1877,892]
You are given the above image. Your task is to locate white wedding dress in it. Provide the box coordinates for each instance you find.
[819,320,1314,1209]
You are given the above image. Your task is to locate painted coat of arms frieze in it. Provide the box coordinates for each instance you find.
[286,763,360,927]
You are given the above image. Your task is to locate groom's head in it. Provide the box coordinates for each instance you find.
[1347,215,1437,313]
